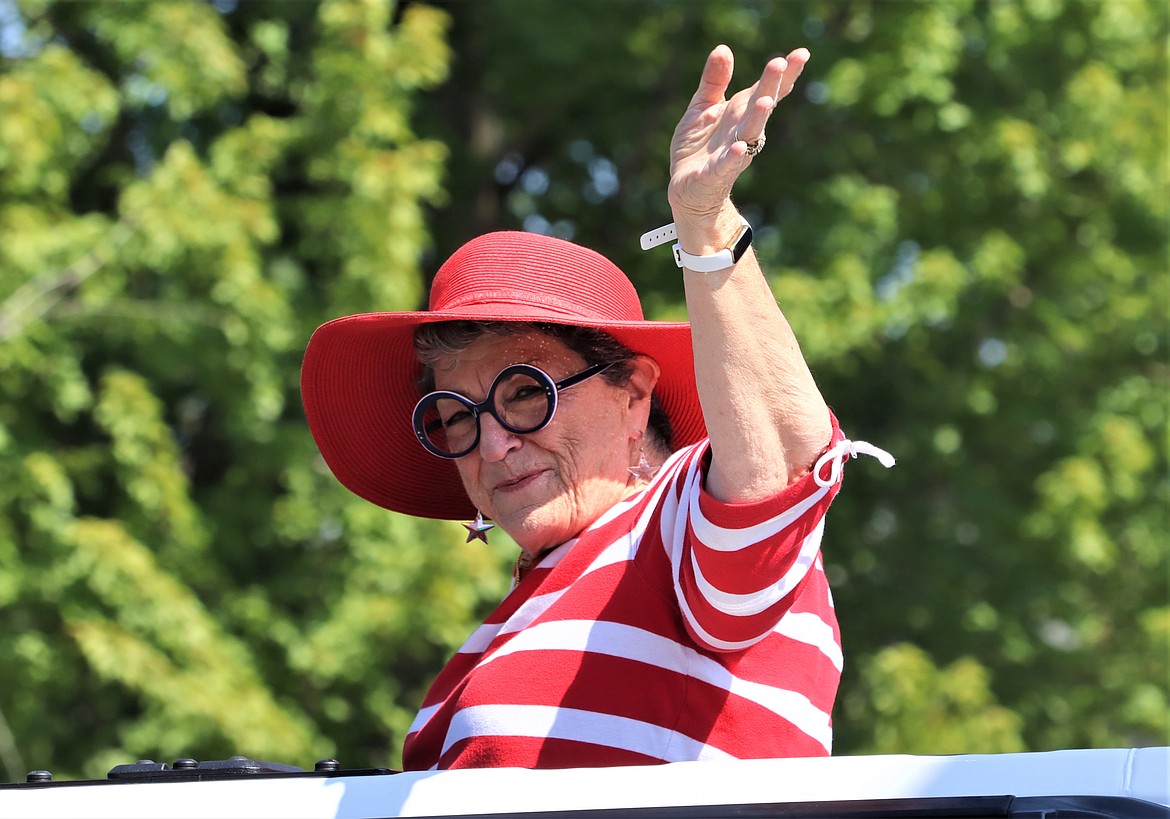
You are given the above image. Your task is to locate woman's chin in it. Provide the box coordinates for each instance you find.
[492,477,629,555]
[505,524,562,556]
[496,506,568,556]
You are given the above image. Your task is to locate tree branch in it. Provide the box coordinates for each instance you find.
[0,218,137,343]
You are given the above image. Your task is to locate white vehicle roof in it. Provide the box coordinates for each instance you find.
[1,747,1167,818]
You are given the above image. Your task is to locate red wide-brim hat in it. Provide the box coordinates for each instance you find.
[300,231,706,521]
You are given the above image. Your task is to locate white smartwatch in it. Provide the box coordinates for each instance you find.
[639,217,753,273]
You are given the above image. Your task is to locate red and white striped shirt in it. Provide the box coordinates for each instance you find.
[403,417,850,770]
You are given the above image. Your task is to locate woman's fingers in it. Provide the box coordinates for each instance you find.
[736,92,777,147]
[735,48,811,151]
[671,44,813,207]
[730,48,814,161]
[776,48,810,101]
[691,44,735,108]
[753,56,788,109]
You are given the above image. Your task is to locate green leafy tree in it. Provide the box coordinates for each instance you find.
[0,0,512,779]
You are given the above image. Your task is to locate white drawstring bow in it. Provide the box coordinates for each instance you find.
[814,439,896,488]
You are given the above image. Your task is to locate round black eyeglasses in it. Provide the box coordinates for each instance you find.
[412,362,614,459]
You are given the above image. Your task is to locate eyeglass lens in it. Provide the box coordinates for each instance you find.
[417,368,554,457]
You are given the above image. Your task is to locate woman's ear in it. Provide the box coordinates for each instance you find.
[624,355,661,435]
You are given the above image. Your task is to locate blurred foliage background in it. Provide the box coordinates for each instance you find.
[0,0,1165,780]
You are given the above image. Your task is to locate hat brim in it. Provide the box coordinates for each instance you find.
[301,308,705,520]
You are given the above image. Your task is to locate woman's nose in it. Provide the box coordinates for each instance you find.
[477,413,522,461]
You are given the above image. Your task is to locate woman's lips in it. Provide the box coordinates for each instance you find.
[495,469,545,493]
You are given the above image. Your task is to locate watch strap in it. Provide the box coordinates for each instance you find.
[639,217,753,273]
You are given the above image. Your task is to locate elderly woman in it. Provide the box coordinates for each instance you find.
[301,45,890,770]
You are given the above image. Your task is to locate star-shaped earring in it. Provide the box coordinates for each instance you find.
[463,511,494,543]
[628,451,659,482]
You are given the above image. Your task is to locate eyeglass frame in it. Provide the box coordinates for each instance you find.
[412,361,615,459]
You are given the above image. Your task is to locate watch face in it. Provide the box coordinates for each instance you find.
[672,221,754,271]
[731,224,753,262]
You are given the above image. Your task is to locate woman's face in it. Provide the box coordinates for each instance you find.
[432,332,656,554]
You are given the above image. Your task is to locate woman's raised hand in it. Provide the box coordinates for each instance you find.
[667,45,809,228]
